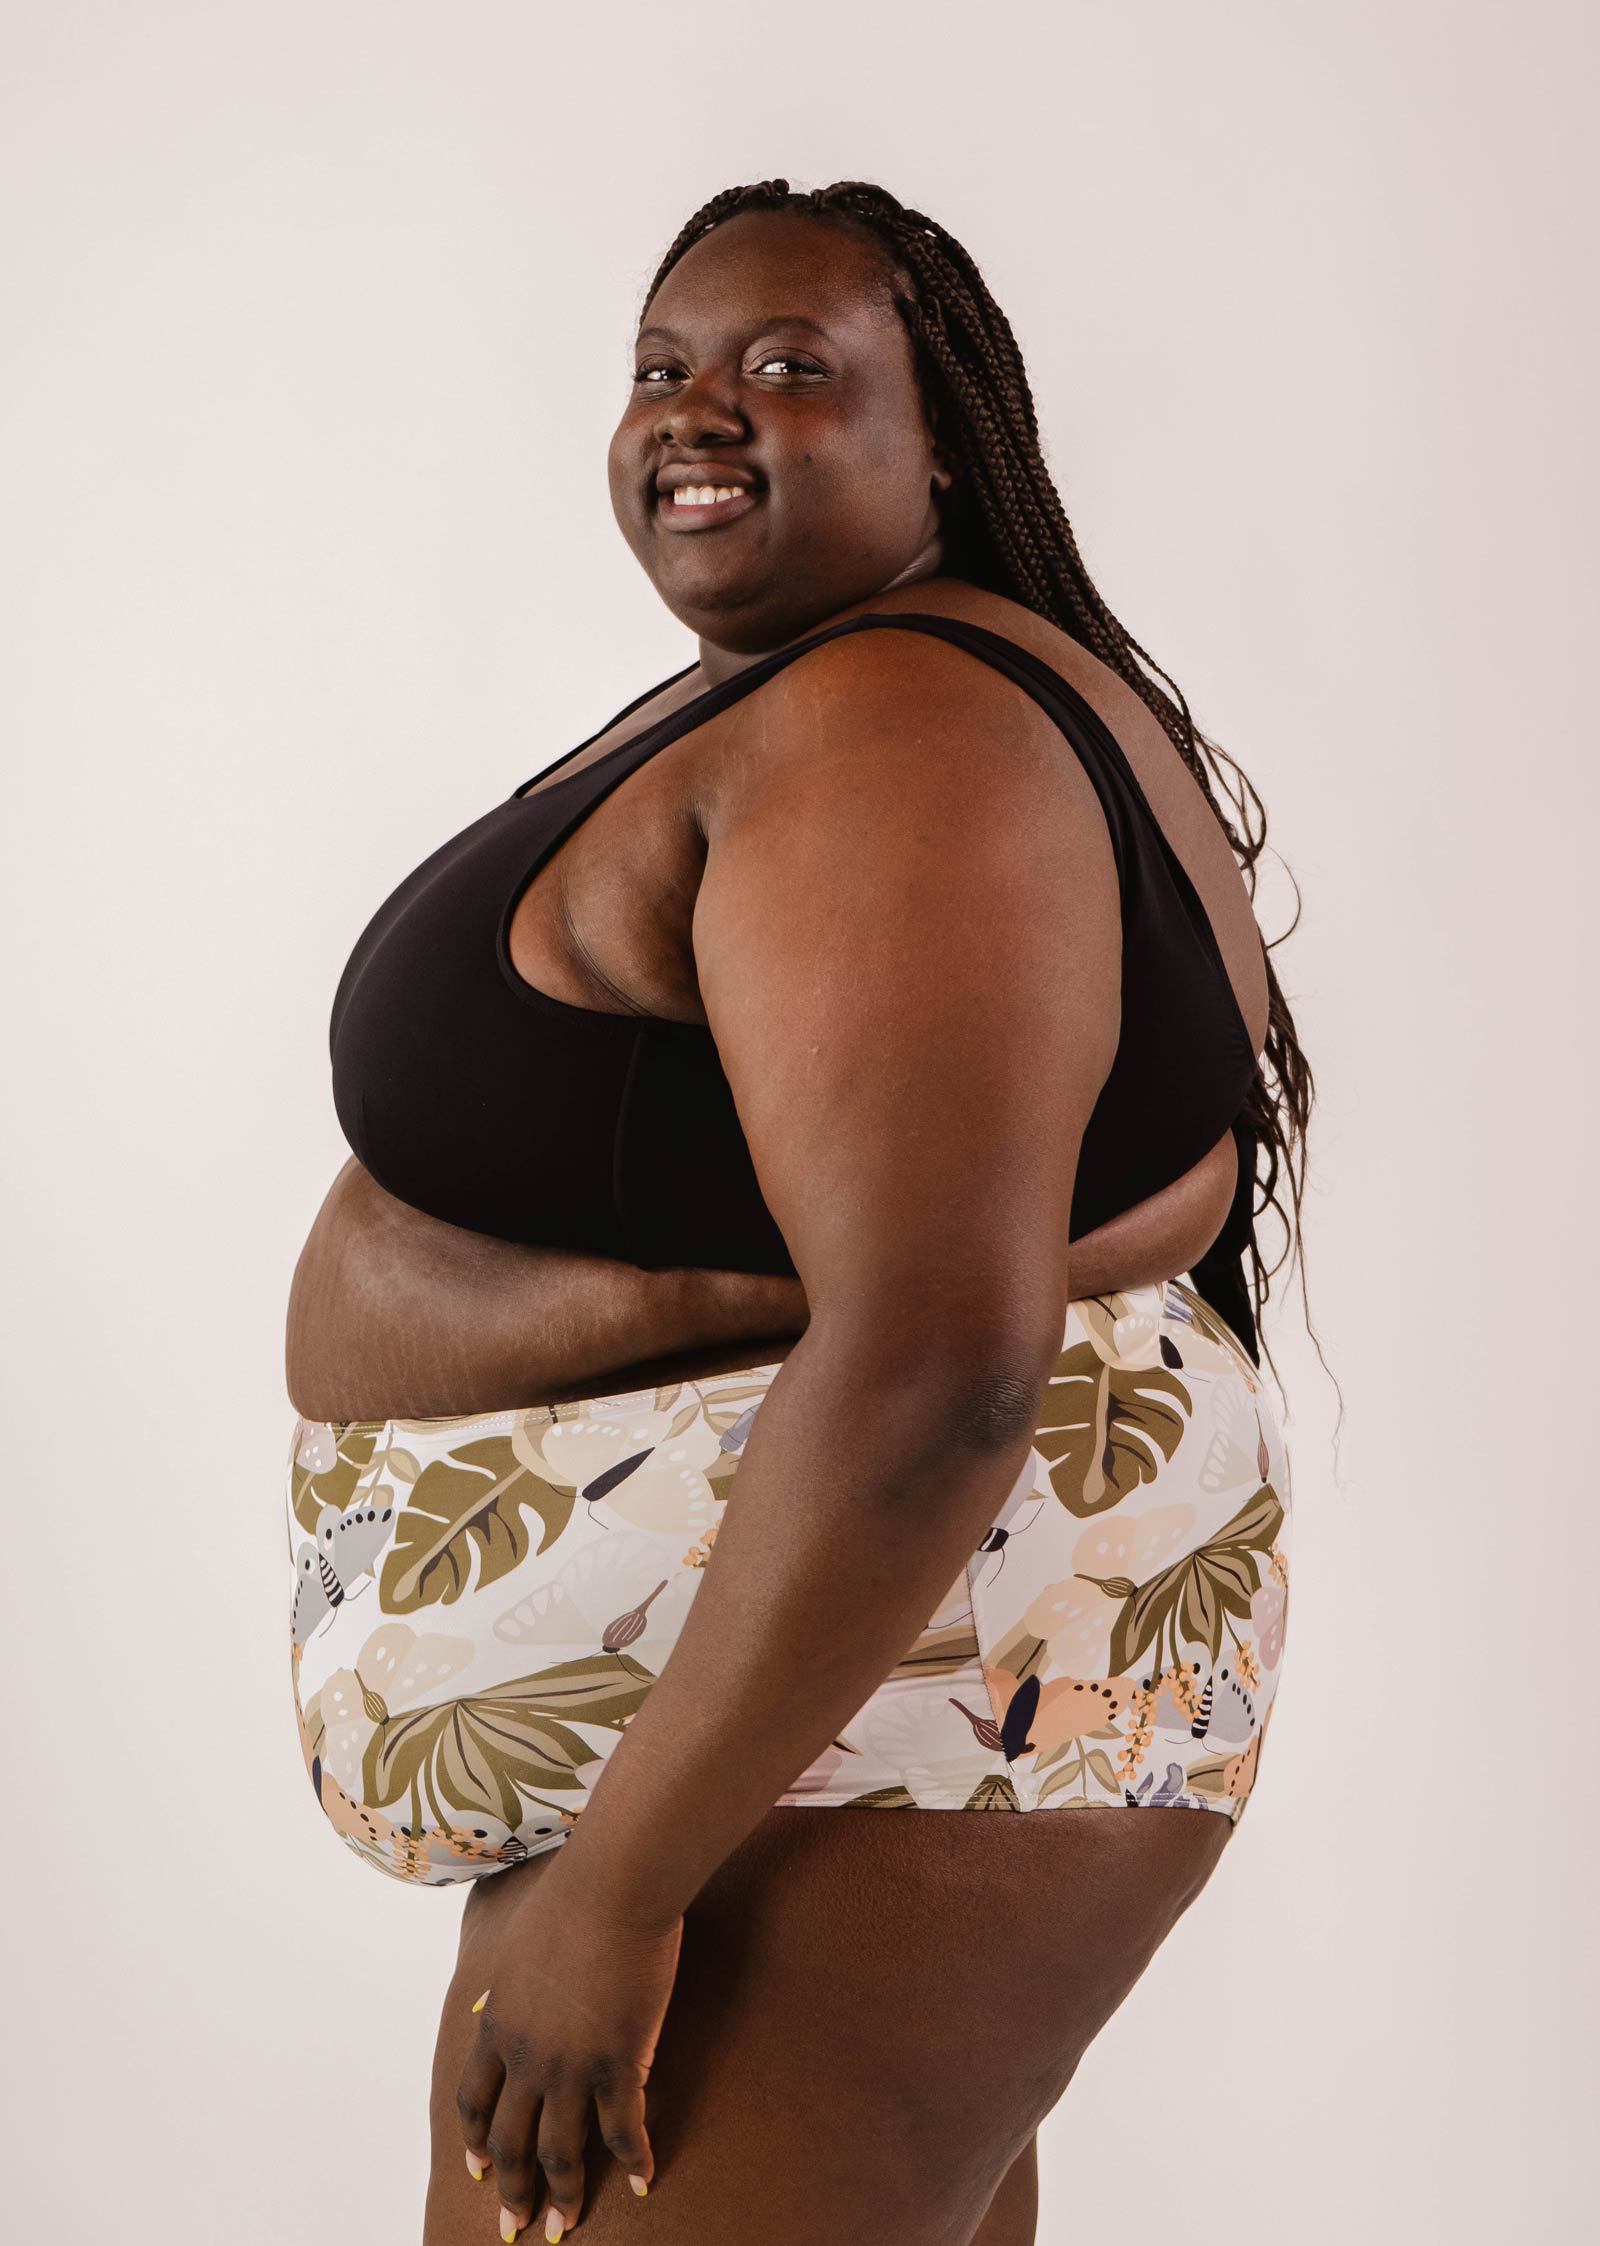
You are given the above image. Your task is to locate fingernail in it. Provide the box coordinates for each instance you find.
[466,2149,486,2181]
[629,2175,650,2197]
[500,2209,520,2242]
[471,1988,490,2013]
[545,2211,566,2242]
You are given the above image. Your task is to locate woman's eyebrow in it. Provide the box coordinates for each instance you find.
[635,313,835,348]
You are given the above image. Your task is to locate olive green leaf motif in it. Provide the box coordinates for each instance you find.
[379,1434,576,1613]
[890,1608,984,1680]
[361,1653,654,1832]
[1037,1744,1122,1807]
[289,1419,384,1539]
[962,1772,1024,1812]
[1103,1483,1284,1675]
[1035,1341,1193,1517]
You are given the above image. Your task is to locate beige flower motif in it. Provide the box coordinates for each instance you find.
[509,1395,727,1541]
[1075,1285,1169,1369]
[1071,1282,1245,1378]
[492,1523,698,1667]
[1071,1502,1198,1587]
[314,1622,475,1800]
[293,1417,339,1476]
[1250,1576,1287,1668]
[1199,1377,1272,1496]
[1017,1574,1115,1679]
[856,1685,1006,1808]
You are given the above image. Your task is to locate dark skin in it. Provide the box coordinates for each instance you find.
[283,250,1263,1426]
[287,209,1271,2243]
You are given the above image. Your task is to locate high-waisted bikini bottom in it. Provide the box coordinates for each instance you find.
[286,1276,1293,1887]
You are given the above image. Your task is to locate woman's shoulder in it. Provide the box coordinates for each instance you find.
[868,583,1151,724]
[711,599,1109,856]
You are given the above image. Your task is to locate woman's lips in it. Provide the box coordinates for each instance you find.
[654,487,762,532]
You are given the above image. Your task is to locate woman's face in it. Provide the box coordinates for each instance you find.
[608,209,953,653]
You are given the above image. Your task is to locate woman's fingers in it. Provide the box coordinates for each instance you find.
[455,2026,504,2194]
[535,2079,592,2235]
[448,1890,682,2232]
[593,2067,654,2199]
[481,2069,653,2234]
[486,2061,543,2237]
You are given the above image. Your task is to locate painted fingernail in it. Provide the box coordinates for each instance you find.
[500,2208,520,2241]
[466,2149,486,2181]
[629,2175,650,2196]
[471,1988,490,2013]
[545,2211,566,2242]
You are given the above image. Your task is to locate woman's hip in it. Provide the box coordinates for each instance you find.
[285,1274,1292,1886]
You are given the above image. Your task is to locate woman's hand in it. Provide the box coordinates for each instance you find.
[457,1858,683,2239]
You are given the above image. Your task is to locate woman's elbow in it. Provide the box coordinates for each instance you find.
[794,1291,1065,1456]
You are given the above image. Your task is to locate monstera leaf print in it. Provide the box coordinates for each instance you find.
[1106,1483,1284,1674]
[360,1654,653,1831]
[1035,1341,1192,1516]
[379,1434,576,1613]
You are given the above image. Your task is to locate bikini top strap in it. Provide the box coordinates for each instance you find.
[509,656,703,798]
[515,608,1154,887]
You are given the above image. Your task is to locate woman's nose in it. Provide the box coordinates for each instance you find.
[655,371,746,447]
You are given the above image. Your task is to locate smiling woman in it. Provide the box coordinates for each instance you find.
[609,261,963,658]
[285,176,1311,2246]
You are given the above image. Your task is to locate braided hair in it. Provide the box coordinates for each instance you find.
[640,178,1321,1382]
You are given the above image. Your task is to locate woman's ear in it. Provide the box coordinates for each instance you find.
[925,401,958,494]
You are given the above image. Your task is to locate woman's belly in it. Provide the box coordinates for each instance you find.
[286,1133,1242,1424]
[285,1157,809,1423]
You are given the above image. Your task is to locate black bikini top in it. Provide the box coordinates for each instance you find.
[329,612,1264,1359]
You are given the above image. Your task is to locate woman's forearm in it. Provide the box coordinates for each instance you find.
[541,1316,1047,1929]
[285,1158,752,1419]
[287,1133,1237,1420]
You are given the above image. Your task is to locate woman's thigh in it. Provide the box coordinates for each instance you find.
[423,1798,1231,2245]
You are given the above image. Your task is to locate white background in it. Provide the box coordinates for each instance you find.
[3,3,1594,2238]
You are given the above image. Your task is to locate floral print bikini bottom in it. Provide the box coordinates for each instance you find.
[287,1276,1293,1887]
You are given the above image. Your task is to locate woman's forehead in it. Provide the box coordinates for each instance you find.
[641,212,896,333]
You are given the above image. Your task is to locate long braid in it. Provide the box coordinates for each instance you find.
[640,179,1325,1392]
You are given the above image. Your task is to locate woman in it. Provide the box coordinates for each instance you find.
[285,179,1308,2246]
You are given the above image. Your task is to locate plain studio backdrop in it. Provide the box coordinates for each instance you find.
[2,3,1593,2239]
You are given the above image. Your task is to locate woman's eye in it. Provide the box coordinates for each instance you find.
[630,354,823,390]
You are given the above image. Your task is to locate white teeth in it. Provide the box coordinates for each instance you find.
[671,484,748,506]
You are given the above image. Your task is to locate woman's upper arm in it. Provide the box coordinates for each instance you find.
[692,630,1122,1384]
